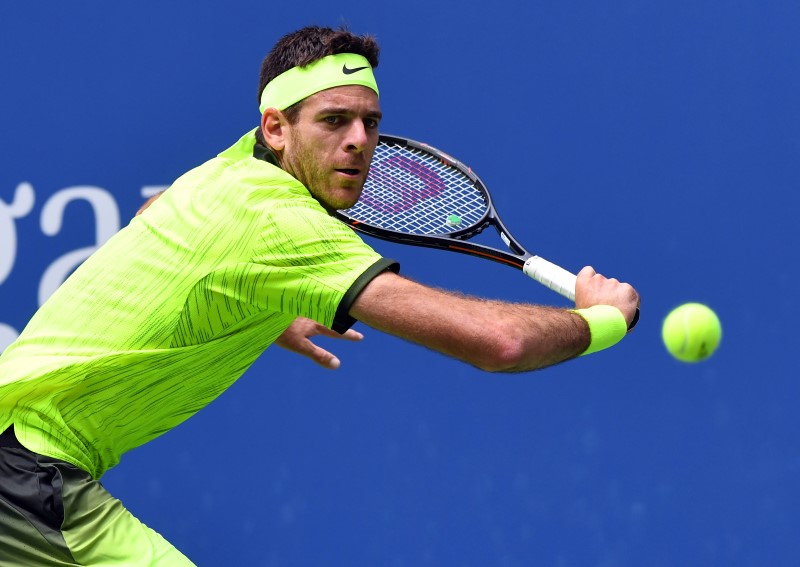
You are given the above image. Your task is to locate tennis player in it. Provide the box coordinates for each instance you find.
[0,26,639,565]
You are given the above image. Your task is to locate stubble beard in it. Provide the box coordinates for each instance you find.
[285,144,366,213]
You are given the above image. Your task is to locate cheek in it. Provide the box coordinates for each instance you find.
[293,147,331,189]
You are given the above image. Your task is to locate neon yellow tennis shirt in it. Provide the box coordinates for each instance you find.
[0,130,397,478]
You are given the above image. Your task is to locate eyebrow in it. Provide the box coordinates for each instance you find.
[317,106,383,120]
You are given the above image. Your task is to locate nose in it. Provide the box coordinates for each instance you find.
[345,121,369,153]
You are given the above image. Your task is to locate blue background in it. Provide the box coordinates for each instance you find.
[1,1,798,565]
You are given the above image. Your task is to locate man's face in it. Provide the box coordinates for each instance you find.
[279,85,382,212]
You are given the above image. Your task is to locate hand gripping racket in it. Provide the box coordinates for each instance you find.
[335,134,638,327]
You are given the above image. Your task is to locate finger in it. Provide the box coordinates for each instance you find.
[577,265,596,280]
[279,336,342,370]
[339,329,364,341]
[306,344,341,370]
[312,325,364,341]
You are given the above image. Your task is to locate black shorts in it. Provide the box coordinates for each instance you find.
[0,426,195,566]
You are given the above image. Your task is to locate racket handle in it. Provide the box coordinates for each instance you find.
[522,256,577,302]
[524,256,640,330]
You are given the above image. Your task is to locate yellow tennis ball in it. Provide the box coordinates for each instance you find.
[662,303,722,362]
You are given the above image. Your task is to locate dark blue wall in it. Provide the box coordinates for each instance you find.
[2,2,798,565]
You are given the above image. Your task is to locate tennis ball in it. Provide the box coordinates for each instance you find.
[446,214,462,227]
[661,303,722,362]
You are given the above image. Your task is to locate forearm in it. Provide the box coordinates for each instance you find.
[350,272,590,372]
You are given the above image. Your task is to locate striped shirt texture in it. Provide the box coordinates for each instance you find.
[0,130,393,478]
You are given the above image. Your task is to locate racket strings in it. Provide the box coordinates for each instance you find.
[345,143,487,235]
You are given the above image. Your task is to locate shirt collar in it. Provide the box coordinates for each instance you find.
[253,142,281,167]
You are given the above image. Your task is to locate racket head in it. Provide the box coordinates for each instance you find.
[336,134,495,240]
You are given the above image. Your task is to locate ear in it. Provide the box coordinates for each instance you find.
[261,108,287,151]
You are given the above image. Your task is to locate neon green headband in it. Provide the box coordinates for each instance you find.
[259,53,379,113]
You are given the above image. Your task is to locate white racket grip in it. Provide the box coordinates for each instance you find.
[523,256,577,302]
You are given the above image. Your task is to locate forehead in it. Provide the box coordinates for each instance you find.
[301,85,381,114]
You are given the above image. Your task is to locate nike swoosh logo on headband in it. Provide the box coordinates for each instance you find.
[342,64,369,75]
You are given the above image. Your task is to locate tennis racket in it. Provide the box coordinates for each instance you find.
[335,134,638,327]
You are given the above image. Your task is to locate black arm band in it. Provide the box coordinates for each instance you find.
[332,258,400,333]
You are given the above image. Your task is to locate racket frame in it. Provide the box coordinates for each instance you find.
[335,134,534,271]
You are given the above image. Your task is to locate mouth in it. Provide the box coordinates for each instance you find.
[335,167,362,178]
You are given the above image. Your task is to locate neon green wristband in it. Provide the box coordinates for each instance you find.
[572,305,628,356]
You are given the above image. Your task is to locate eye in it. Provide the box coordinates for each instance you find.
[323,116,341,125]
[364,117,379,130]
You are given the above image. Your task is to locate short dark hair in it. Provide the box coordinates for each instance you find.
[255,26,380,143]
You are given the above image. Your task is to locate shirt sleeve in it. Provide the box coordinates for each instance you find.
[332,257,399,333]
[250,200,399,331]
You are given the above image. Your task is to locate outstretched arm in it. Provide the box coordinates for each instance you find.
[135,192,164,216]
[350,266,639,372]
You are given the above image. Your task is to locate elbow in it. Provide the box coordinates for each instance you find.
[472,334,529,373]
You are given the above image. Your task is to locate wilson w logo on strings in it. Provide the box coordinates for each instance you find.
[359,155,447,214]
